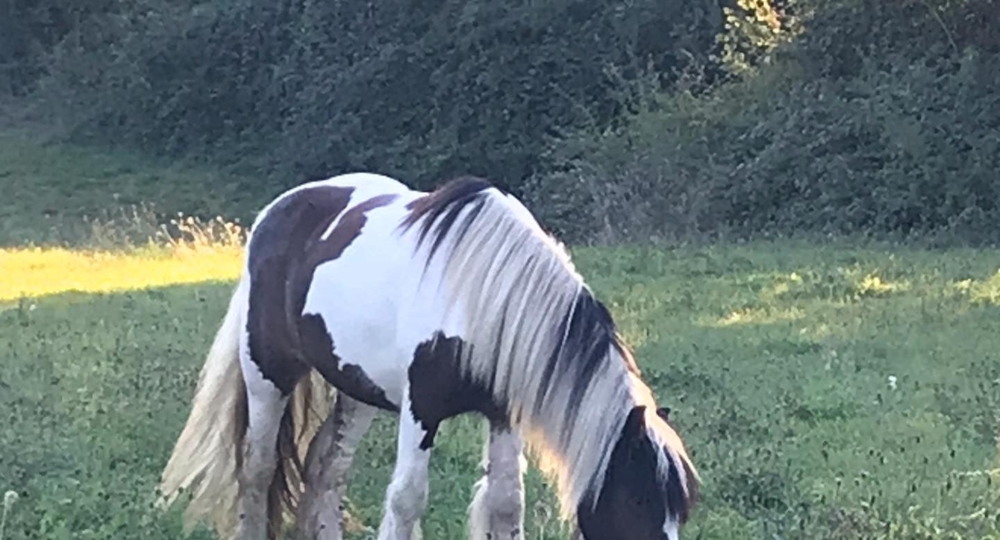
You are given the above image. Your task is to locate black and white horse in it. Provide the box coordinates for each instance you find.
[158,173,699,540]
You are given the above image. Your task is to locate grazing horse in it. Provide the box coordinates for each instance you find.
[158,173,699,540]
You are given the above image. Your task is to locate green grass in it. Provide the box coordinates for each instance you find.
[0,131,266,248]
[1,134,998,539]
[2,241,999,539]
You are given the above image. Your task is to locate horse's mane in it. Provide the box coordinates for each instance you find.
[398,177,692,521]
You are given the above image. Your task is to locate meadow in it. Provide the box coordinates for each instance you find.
[1,139,1000,540]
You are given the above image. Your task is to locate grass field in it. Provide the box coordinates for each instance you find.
[1,135,999,539]
[0,130,263,248]
[2,237,999,540]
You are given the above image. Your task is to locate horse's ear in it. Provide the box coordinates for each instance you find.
[623,405,648,439]
[657,406,671,422]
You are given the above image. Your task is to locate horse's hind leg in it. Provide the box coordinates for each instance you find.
[235,351,292,540]
[468,419,526,540]
[297,393,377,540]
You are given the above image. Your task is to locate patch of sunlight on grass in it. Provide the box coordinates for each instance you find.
[854,272,910,297]
[953,270,1000,306]
[699,306,806,327]
[616,324,650,350]
[751,272,800,303]
[759,269,910,303]
[0,245,243,302]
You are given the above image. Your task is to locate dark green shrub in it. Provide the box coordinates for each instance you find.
[0,0,119,95]
[29,0,736,196]
[529,0,1000,245]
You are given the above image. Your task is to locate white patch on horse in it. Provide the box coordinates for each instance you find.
[377,390,432,540]
[236,318,289,538]
[300,180,424,409]
[664,519,680,540]
[316,173,412,241]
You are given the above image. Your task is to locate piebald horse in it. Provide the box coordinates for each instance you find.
[158,173,699,540]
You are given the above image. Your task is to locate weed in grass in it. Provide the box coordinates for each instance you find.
[1,491,18,540]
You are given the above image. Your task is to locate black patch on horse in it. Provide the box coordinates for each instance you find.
[401,176,494,263]
[293,191,399,407]
[407,331,507,450]
[246,185,399,405]
[299,314,397,411]
[577,406,671,540]
[246,185,354,393]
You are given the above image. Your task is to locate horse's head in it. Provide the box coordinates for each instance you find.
[576,405,699,540]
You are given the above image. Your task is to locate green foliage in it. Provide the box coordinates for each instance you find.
[2,242,999,539]
[787,0,1000,79]
[6,0,1000,245]
[530,0,1000,245]
[0,0,118,95]
[24,0,730,195]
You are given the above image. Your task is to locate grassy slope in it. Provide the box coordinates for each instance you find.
[1,136,999,539]
[0,131,266,247]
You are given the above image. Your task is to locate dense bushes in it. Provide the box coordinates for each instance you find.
[0,0,122,95]
[6,0,999,245]
[528,0,1000,245]
[23,0,732,195]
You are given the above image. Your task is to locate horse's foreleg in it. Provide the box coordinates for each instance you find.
[377,391,433,540]
[297,393,377,540]
[468,419,526,540]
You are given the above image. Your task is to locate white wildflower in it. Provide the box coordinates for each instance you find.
[1,490,16,540]
[888,375,897,390]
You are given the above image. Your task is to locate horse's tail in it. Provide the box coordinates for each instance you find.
[158,267,334,539]
[157,269,252,539]
[265,357,332,540]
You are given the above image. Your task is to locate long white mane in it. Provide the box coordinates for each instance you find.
[402,180,667,521]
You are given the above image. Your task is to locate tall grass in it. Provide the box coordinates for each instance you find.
[0,208,245,302]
